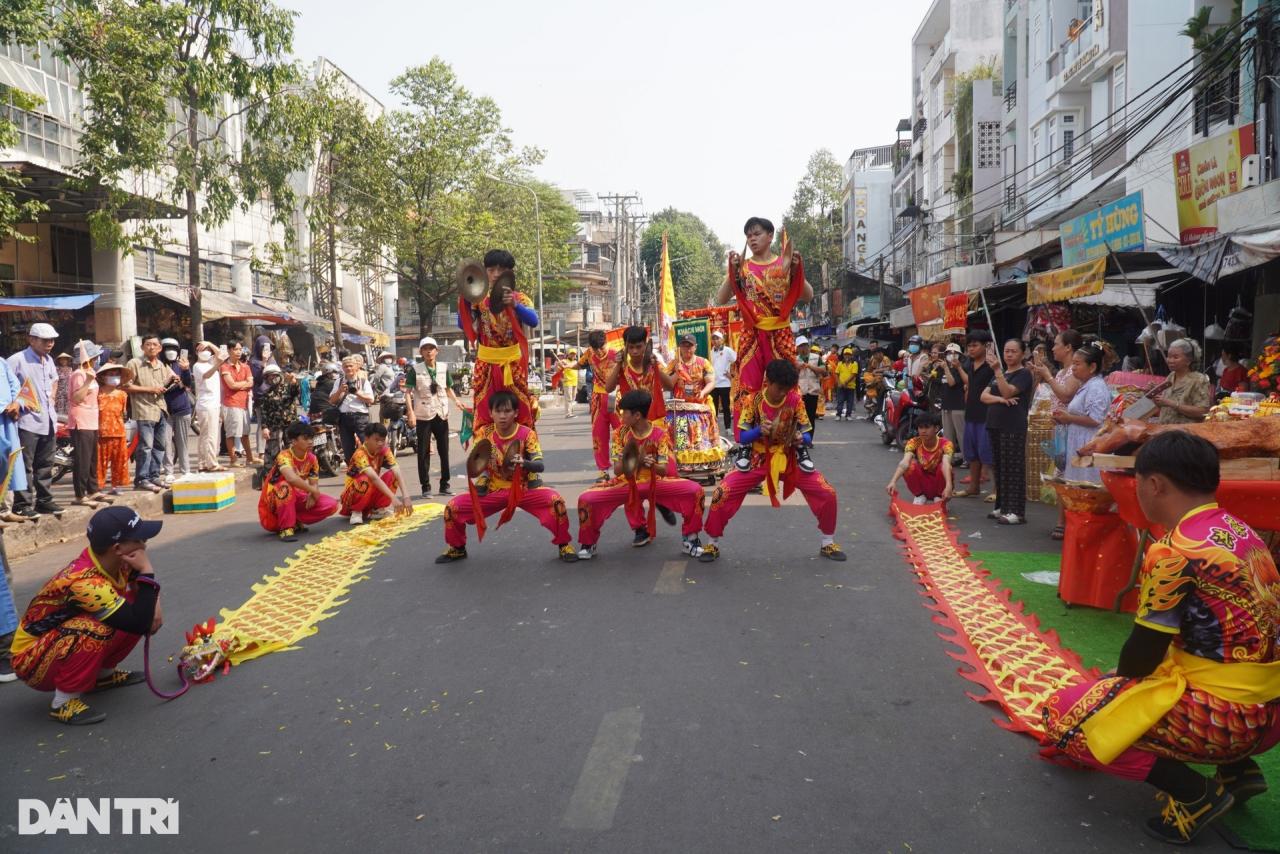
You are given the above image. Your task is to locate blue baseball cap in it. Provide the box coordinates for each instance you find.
[87,506,163,552]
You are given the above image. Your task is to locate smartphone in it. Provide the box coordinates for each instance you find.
[180,348,188,361]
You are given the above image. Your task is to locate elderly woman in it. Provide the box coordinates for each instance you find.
[1154,339,1212,425]
[1056,343,1111,481]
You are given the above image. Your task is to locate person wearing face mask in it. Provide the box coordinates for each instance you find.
[191,342,226,472]
[67,340,109,508]
[9,506,164,724]
[159,338,192,482]
[258,363,301,465]
[905,335,929,380]
[94,363,131,495]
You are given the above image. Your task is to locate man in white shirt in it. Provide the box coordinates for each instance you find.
[191,342,225,472]
[405,336,461,498]
[794,336,827,438]
[709,330,736,430]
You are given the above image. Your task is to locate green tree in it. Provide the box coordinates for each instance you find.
[329,59,576,335]
[639,208,727,310]
[0,5,52,244]
[57,0,323,339]
[781,149,845,290]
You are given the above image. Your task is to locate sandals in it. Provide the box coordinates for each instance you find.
[983,493,998,504]
[1050,525,1065,540]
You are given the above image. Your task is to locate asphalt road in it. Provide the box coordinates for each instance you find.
[0,406,1237,853]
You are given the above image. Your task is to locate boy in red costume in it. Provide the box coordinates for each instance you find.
[701,359,845,563]
[575,389,707,559]
[436,391,576,563]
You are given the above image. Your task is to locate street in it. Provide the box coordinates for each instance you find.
[0,410,1236,853]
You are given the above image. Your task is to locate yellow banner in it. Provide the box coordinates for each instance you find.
[1026,257,1106,306]
[658,233,678,358]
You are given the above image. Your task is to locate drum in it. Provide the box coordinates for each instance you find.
[665,400,725,475]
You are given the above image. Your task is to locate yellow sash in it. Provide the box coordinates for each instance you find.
[477,344,522,387]
[750,439,789,496]
[754,316,789,332]
[1081,647,1280,765]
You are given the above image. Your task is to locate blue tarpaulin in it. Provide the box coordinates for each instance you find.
[0,294,100,312]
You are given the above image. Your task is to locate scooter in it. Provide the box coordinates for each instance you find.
[877,373,933,449]
[309,421,343,477]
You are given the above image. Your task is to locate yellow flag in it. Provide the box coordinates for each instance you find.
[658,232,678,358]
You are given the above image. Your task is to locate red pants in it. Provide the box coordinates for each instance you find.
[260,485,339,533]
[12,615,141,693]
[704,467,837,538]
[904,463,946,500]
[340,470,399,517]
[443,486,571,548]
[97,435,129,488]
[577,477,705,546]
[589,391,619,472]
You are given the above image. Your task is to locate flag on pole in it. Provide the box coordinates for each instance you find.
[657,232,678,360]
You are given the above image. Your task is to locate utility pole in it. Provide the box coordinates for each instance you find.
[598,192,641,326]
[327,154,343,354]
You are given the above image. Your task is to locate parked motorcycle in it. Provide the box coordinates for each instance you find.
[309,422,343,477]
[52,419,138,484]
[380,389,417,456]
[875,372,933,449]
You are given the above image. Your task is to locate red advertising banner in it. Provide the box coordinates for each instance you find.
[943,293,969,332]
[910,280,951,325]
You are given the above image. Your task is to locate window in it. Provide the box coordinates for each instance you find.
[144,248,157,279]
[1063,129,1076,165]
[976,121,1001,169]
[1032,125,1044,176]
[50,227,91,277]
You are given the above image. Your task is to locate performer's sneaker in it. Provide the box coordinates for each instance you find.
[368,507,393,522]
[1145,783,1234,845]
[49,698,106,726]
[558,544,579,563]
[697,543,720,562]
[279,527,299,543]
[435,546,468,564]
[732,445,752,472]
[796,444,816,473]
[632,527,652,547]
[658,506,677,526]
[820,544,848,562]
[595,471,611,484]
[681,536,705,558]
[1215,760,1268,806]
[576,544,597,560]
[93,670,144,692]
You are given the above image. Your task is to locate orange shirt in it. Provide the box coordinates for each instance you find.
[98,389,128,439]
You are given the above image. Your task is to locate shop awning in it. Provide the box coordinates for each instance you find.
[888,304,916,329]
[135,280,291,322]
[0,294,100,312]
[253,296,333,330]
[338,309,390,347]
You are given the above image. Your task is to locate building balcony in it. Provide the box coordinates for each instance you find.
[1004,81,1016,114]
[922,32,954,88]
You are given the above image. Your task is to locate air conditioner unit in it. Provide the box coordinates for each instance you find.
[1243,153,1261,188]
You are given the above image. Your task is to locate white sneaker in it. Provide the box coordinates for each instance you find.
[348,514,363,526]
[681,537,705,558]
[912,495,927,505]
[576,545,596,560]
[368,507,393,521]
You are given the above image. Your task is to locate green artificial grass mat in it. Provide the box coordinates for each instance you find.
[971,550,1279,852]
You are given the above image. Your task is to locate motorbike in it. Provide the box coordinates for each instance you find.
[380,389,417,456]
[309,421,343,477]
[52,418,139,484]
[875,371,933,449]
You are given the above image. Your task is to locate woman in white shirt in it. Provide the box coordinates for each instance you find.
[191,341,226,472]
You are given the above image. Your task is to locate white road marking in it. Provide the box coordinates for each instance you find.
[562,707,644,830]
[653,560,687,595]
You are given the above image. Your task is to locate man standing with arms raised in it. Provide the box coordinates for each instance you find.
[459,249,539,429]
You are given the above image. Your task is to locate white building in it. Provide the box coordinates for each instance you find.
[0,44,389,354]
[842,143,898,281]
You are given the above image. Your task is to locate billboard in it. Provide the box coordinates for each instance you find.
[1173,123,1255,245]
[909,280,951,325]
[1059,191,1144,266]
[1026,257,1106,306]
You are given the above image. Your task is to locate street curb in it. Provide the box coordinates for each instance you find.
[1,468,257,561]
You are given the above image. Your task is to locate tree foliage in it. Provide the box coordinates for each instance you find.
[639,208,726,310]
[56,0,324,339]
[0,3,53,244]
[327,59,577,334]
[781,149,845,289]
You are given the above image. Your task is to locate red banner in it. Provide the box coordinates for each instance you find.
[910,280,951,325]
[943,293,969,332]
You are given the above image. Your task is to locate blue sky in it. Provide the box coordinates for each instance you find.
[288,0,934,244]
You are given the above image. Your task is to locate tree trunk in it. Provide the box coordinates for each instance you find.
[186,100,203,342]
